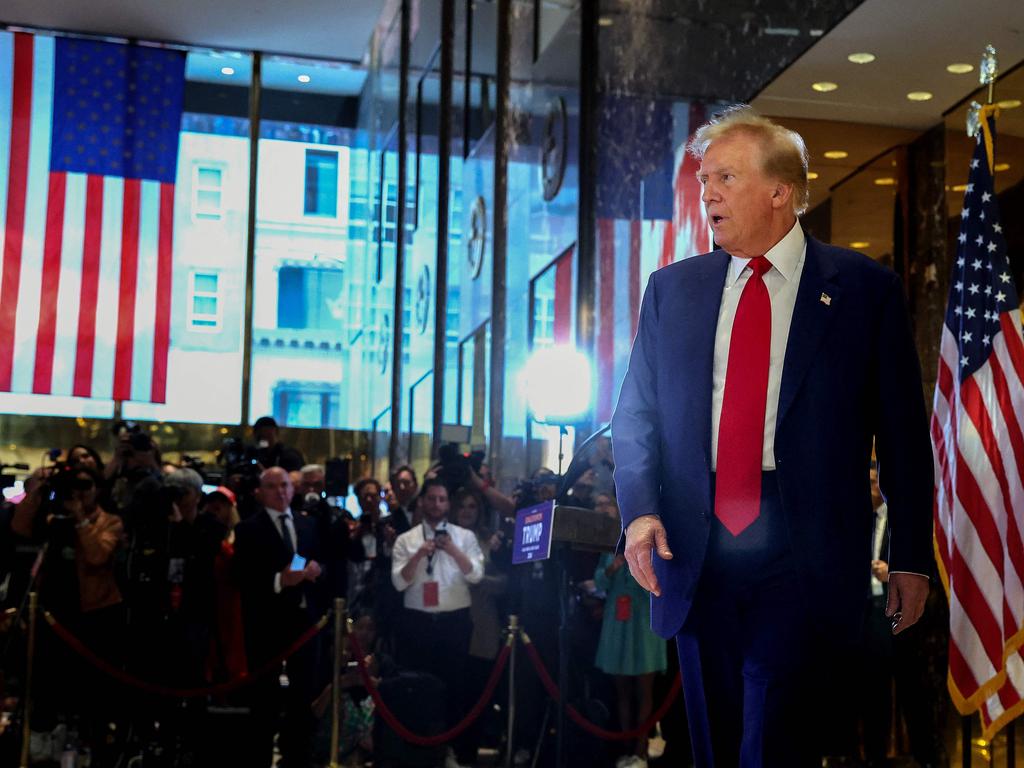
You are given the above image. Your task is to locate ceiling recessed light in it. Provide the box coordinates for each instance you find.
[812,81,839,92]
[906,91,933,101]
[994,162,1010,172]
[598,16,613,26]
[874,177,896,186]
[951,183,968,192]
[848,52,875,64]
[850,241,871,249]
[297,74,311,83]
[824,150,849,159]
[946,63,974,74]
[220,66,235,76]
[998,99,1022,109]
[807,172,819,180]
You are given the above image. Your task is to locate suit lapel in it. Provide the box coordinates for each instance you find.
[678,250,730,471]
[776,237,841,430]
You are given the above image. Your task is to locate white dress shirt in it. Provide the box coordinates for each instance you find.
[267,506,298,594]
[871,503,889,597]
[391,520,485,612]
[711,220,806,471]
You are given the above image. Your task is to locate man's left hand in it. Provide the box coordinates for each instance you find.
[886,572,929,635]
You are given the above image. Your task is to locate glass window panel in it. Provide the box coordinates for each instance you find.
[194,273,219,293]
[249,54,365,428]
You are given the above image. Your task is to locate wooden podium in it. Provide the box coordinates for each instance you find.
[549,504,620,552]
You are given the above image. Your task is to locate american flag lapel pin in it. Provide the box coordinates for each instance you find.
[820,292,832,306]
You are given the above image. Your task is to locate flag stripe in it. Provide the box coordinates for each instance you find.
[553,251,572,344]
[1000,312,1024,385]
[151,181,174,403]
[32,170,66,393]
[50,171,85,397]
[129,180,159,402]
[73,173,103,397]
[112,177,140,400]
[0,32,33,390]
[959,377,1009,577]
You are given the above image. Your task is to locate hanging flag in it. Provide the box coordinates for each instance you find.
[932,106,1024,740]
[0,32,185,403]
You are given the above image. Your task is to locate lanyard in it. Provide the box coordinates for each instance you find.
[422,522,447,576]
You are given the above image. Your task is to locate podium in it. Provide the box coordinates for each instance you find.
[511,501,621,768]
[549,504,620,552]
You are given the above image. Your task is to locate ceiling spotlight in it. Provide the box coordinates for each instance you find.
[946,63,974,74]
[812,81,839,92]
[874,177,896,186]
[850,241,871,249]
[848,52,875,64]
[220,66,235,76]
[598,16,614,26]
[906,91,933,101]
[951,184,968,192]
[807,172,819,180]
[994,163,1010,172]
[297,74,311,83]
[998,99,1021,109]
[824,150,849,159]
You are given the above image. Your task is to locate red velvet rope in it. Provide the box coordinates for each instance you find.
[521,638,681,741]
[44,610,328,698]
[347,630,511,747]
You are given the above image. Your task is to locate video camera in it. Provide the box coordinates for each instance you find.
[436,443,485,495]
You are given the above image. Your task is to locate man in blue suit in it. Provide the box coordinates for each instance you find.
[611,106,934,767]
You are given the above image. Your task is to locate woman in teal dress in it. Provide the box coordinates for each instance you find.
[594,492,667,768]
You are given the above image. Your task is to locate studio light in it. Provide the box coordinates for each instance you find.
[520,346,593,425]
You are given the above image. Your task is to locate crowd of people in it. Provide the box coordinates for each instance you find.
[0,416,949,768]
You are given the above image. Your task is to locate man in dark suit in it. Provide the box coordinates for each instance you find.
[611,106,934,767]
[233,467,323,768]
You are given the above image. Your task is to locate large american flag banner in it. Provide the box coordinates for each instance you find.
[0,32,185,403]
[932,108,1024,739]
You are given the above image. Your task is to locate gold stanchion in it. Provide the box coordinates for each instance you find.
[329,598,347,768]
[505,615,519,768]
[19,592,38,768]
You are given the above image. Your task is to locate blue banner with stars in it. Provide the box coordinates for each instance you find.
[49,38,185,183]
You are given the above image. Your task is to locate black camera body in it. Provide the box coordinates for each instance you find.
[436,443,485,495]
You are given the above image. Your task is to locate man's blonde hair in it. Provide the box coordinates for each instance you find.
[687,105,810,215]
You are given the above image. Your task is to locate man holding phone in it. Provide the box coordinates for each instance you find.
[392,478,484,767]
[234,467,323,768]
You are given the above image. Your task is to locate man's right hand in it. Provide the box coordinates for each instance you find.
[417,540,436,558]
[624,514,673,597]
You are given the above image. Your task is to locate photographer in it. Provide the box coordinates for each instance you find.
[107,426,162,514]
[433,445,515,519]
[33,464,125,757]
[252,415,305,473]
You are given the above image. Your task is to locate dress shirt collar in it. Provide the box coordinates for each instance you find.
[265,506,290,520]
[726,219,805,287]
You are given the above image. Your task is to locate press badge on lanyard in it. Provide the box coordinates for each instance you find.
[424,523,440,607]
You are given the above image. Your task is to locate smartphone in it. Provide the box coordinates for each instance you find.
[290,554,307,571]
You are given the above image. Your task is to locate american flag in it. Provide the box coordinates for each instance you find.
[0,32,185,403]
[932,110,1024,739]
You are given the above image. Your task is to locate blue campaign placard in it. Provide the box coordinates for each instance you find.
[512,500,555,564]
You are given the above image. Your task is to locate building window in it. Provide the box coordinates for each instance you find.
[304,149,339,217]
[273,381,340,428]
[277,266,345,331]
[192,164,224,221]
[188,271,222,331]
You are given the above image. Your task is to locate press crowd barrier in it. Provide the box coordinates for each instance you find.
[14,594,682,768]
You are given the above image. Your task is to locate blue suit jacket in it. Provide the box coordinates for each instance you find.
[611,236,934,640]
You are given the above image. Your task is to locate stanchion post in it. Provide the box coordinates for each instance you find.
[329,598,347,768]
[19,592,38,768]
[505,615,519,768]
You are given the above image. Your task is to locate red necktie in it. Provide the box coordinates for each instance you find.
[715,256,772,536]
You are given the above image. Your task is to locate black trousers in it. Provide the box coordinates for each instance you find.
[396,607,474,755]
